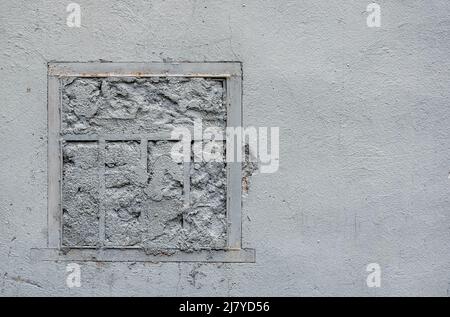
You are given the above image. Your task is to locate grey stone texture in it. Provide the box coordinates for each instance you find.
[104,141,147,247]
[103,140,187,249]
[187,143,227,249]
[61,77,228,250]
[62,77,225,135]
[1,0,450,296]
[62,142,100,246]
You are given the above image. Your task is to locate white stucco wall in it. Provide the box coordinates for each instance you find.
[1,0,449,296]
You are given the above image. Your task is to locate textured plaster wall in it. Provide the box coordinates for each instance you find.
[0,0,449,296]
[61,77,227,250]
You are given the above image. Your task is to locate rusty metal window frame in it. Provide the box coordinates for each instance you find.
[31,62,255,263]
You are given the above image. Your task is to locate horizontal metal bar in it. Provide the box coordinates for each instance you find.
[63,133,178,141]
[62,133,226,142]
[30,248,255,263]
[48,62,242,78]
[54,73,232,78]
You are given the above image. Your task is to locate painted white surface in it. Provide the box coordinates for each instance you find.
[0,0,449,296]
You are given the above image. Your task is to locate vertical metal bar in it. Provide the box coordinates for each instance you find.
[183,159,191,209]
[98,139,106,247]
[140,139,148,176]
[48,76,61,248]
[227,71,243,250]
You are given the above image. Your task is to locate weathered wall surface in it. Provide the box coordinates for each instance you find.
[1,0,449,296]
[61,76,227,250]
